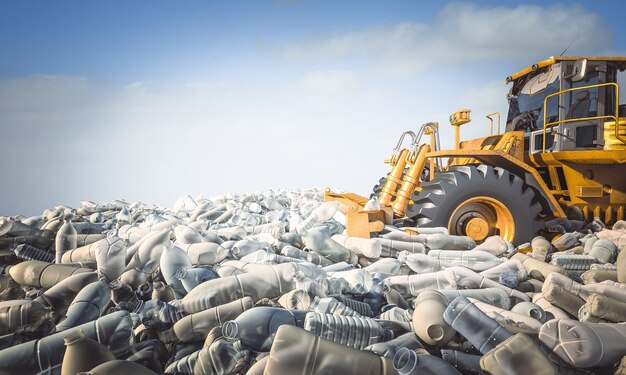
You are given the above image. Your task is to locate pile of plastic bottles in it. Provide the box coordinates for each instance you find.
[0,189,625,375]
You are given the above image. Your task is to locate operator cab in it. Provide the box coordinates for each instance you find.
[505,56,626,154]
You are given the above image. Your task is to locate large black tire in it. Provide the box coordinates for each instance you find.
[406,164,546,245]
[370,177,388,199]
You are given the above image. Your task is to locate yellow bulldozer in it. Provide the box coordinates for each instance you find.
[326,56,626,245]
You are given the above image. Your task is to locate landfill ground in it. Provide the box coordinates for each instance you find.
[1,188,625,375]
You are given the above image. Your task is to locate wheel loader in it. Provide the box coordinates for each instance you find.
[326,56,626,245]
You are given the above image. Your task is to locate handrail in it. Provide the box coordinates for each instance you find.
[542,82,622,152]
[486,112,501,135]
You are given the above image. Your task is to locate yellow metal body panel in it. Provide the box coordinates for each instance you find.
[508,56,626,83]
[605,119,626,150]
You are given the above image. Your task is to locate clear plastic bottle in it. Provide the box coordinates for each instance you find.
[443,296,512,354]
[94,236,126,282]
[160,242,193,298]
[427,250,503,272]
[310,297,361,317]
[393,347,462,375]
[303,312,393,350]
[222,306,307,352]
[296,201,339,234]
[176,266,218,293]
[55,219,77,264]
[13,244,54,263]
[551,232,579,251]
[550,253,597,270]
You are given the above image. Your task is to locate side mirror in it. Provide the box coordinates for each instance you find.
[569,58,588,82]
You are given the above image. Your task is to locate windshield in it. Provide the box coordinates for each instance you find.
[506,64,561,132]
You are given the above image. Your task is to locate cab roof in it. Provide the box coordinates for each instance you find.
[506,56,626,83]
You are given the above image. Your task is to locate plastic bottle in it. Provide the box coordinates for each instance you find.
[174,224,205,244]
[510,301,548,323]
[296,201,339,234]
[60,329,115,375]
[177,242,229,265]
[383,284,410,310]
[176,266,217,293]
[280,245,332,266]
[381,230,426,242]
[0,310,134,374]
[393,347,462,375]
[511,252,569,281]
[0,274,25,301]
[438,288,512,309]
[0,235,50,252]
[310,296,361,317]
[427,250,504,271]
[151,281,175,302]
[303,312,393,350]
[303,226,358,264]
[94,236,126,282]
[467,298,543,332]
[56,281,111,332]
[479,333,557,375]
[384,269,457,298]
[277,289,313,310]
[326,269,373,294]
[551,232,579,251]
[78,360,159,375]
[0,299,56,336]
[119,299,185,326]
[332,234,383,259]
[162,296,254,344]
[530,236,551,261]
[136,282,154,301]
[550,254,597,270]
[440,350,482,374]
[194,337,251,375]
[0,217,42,237]
[222,306,307,351]
[33,271,98,315]
[379,306,412,322]
[160,242,193,298]
[400,252,450,273]
[425,234,476,250]
[365,332,427,359]
[13,244,55,262]
[588,239,618,263]
[377,238,427,257]
[412,290,456,346]
[56,218,78,264]
[333,295,374,317]
[581,269,618,284]
[581,293,626,322]
[539,319,626,368]
[473,235,510,256]
[120,229,170,288]
[264,325,396,375]
[173,263,297,314]
[230,240,273,259]
[8,260,92,288]
[546,272,626,303]
[443,296,512,354]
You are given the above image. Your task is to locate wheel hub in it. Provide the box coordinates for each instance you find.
[466,217,490,242]
[448,196,515,243]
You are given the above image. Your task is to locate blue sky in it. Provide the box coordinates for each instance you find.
[1,1,625,215]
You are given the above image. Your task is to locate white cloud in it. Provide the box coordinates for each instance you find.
[270,3,610,74]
